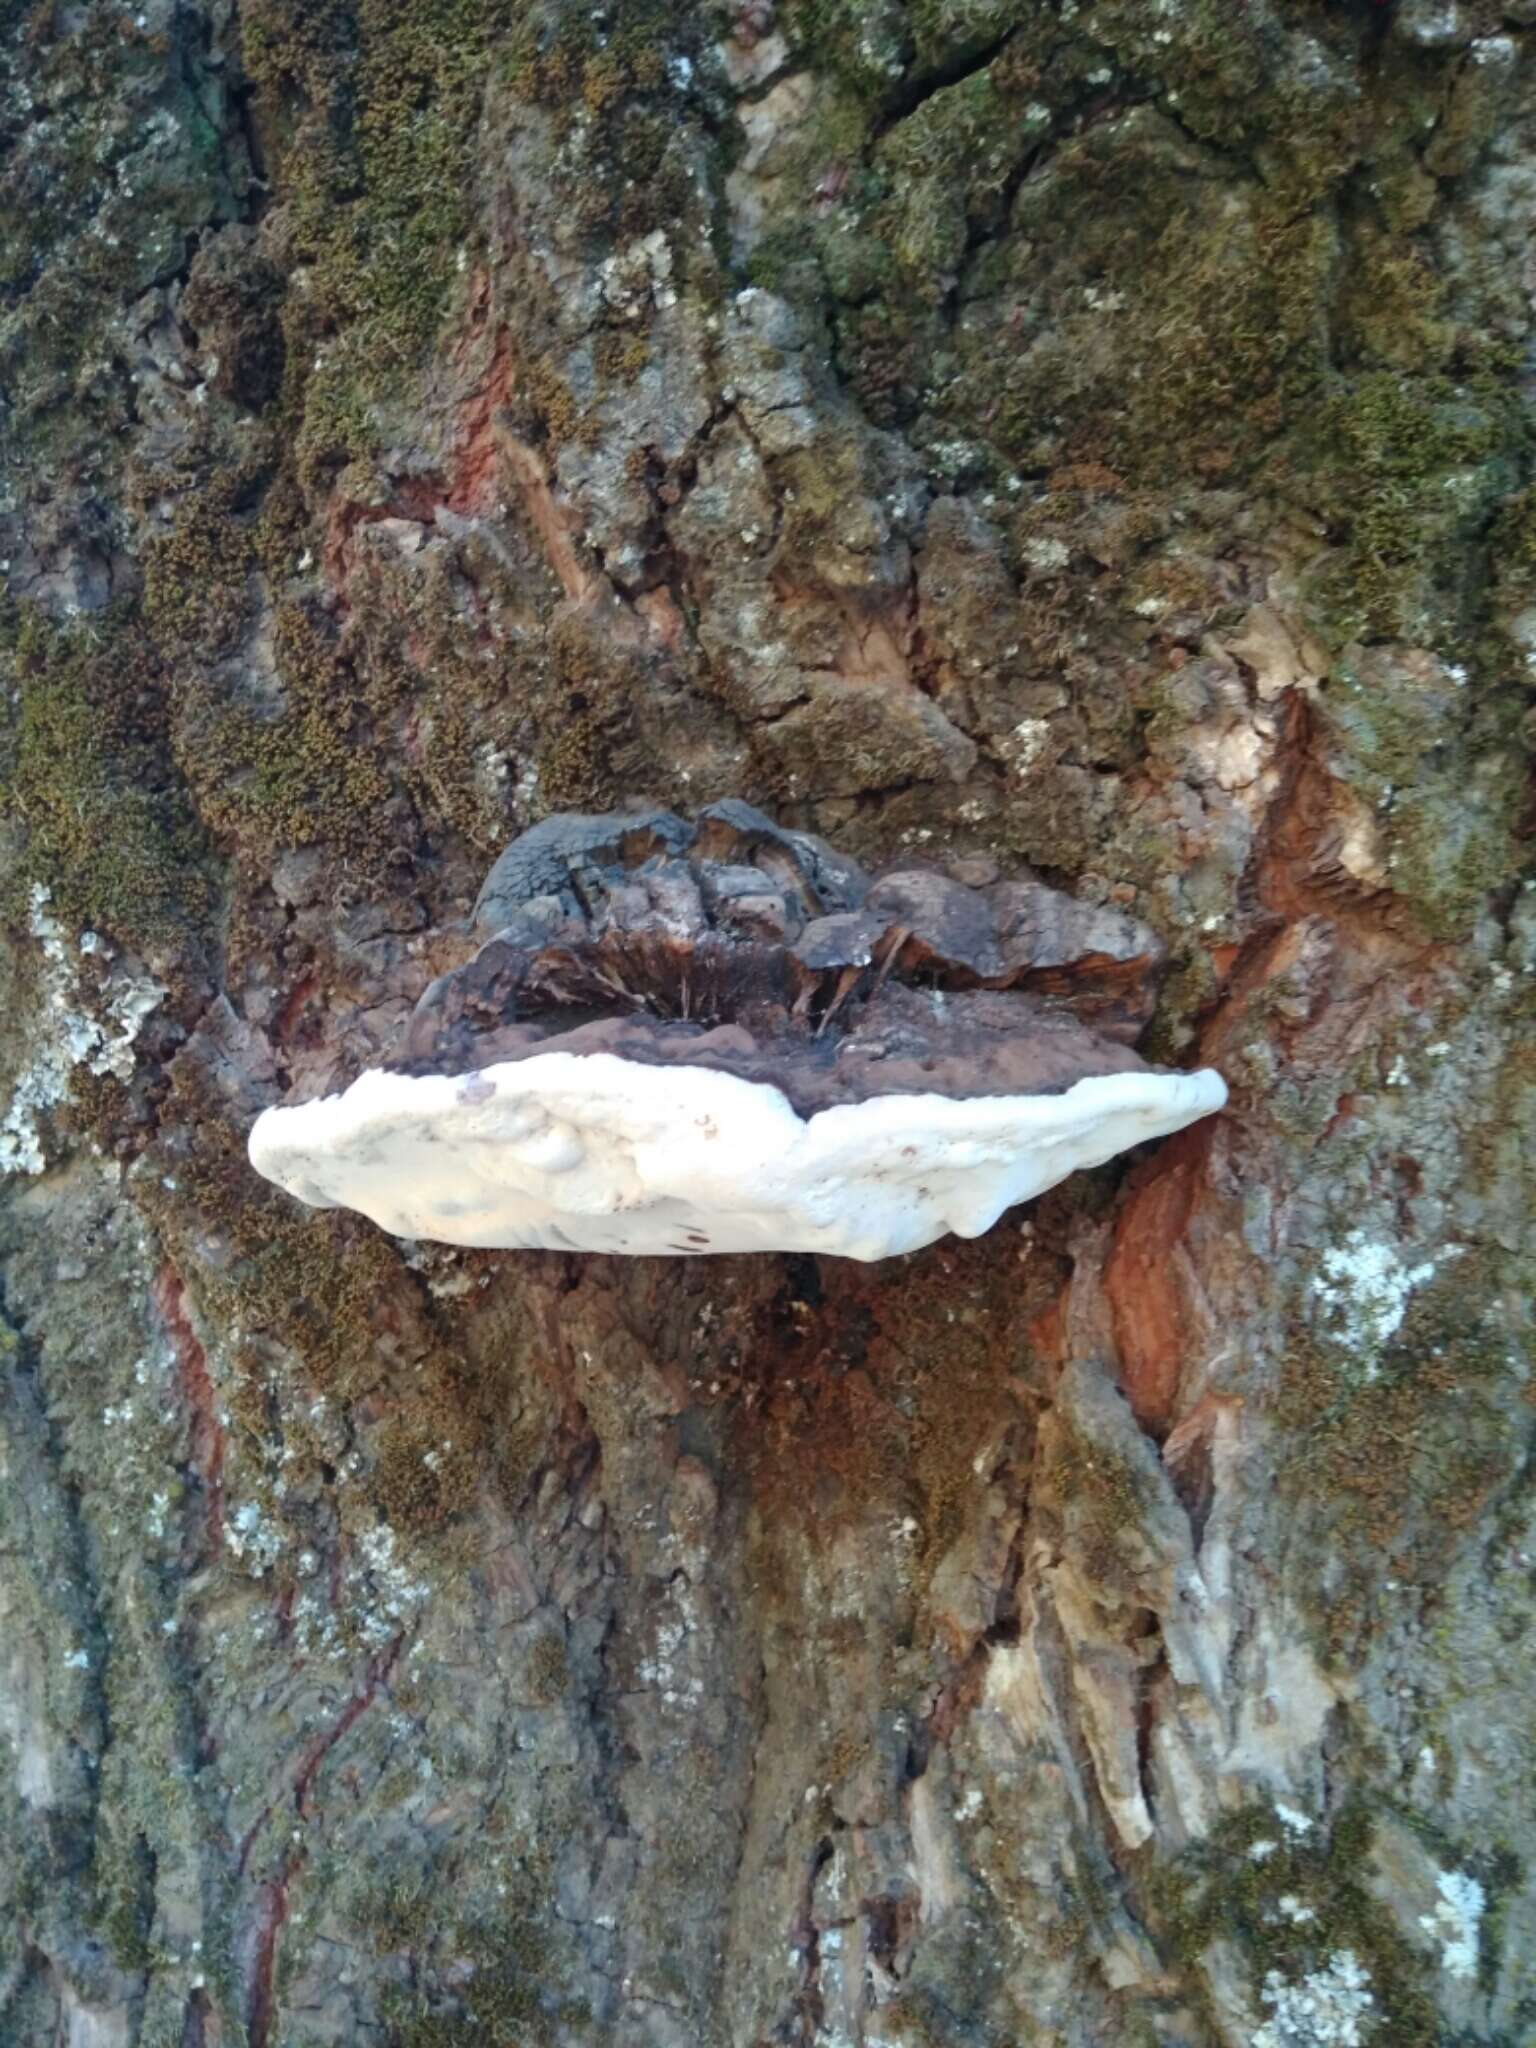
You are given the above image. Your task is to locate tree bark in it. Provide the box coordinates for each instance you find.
[1,2,1533,2045]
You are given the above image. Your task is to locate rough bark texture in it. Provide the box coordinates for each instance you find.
[1,2,1534,2045]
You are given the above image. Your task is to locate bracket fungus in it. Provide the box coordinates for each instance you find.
[248,803,1226,1260]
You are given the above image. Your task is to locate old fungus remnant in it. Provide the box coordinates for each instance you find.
[248,803,1226,1258]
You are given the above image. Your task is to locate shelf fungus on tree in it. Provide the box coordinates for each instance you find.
[247,803,1227,1260]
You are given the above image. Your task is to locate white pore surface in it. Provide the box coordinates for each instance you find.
[248,1053,1227,1261]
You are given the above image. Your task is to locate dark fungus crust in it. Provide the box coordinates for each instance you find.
[391,803,1172,1118]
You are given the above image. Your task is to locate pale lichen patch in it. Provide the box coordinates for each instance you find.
[1309,1230,1437,1373]
[1418,1867,1483,1981]
[0,884,164,1175]
[1252,1949,1375,2048]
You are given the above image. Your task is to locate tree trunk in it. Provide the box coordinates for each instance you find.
[1,2,1533,2044]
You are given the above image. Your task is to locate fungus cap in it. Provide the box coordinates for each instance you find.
[249,803,1228,1259]
[248,1053,1227,1261]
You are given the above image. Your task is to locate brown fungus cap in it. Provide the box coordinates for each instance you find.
[391,802,1172,1114]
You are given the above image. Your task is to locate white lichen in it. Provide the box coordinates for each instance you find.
[1419,1867,1483,1981]
[1253,1950,1375,2048]
[1276,1895,1317,1924]
[1309,1231,1436,1371]
[598,229,677,318]
[354,1524,433,1645]
[0,885,164,1176]
[225,1500,283,1578]
[1002,717,1052,776]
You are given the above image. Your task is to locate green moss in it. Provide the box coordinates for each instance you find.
[1336,229,1454,376]
[940,122,1336,494]
[291,365,376,495]
[1142,947,1220,1065]
[1087,0,1363,199]
[343,550,541,857]
[1122,206,1330,480]
[1273,1251,1529,1657]
[1319,646,1455,795]
[255,465,312,581]
[375,1894,581,2047]
[348,1877,450,1952]
[1385,762,1525,941]
[242,0,521,492]
[593,328,650,387]
[783,0,914,100]
[136,1062,562,1565]
[836,295,921,424]
[370,1419,479,1533]
[91,1825,157,1973]
[990,762,1105,882]
[135,449,399,868]
[171,599,393,860]
[537,710,613,812]
[141,462,265,656]
[524,1632,569,1705]
[873,70,1043,305]
[1490,480,1536,593]
[521,353,587,450]
[345,1856,589,2044]
[1302,370,1514,642]
[1141,1801,1438,2048]
[1477,1845,1524,1999]
[471,0,713,272]
[503,0,677,116]
[140,1069,409,1396]
[0,601,212,947]
[1313,641,1526,940]
[1046,1408,1158,1589]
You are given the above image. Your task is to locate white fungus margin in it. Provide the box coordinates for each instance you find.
[248,1053,1227,1261]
